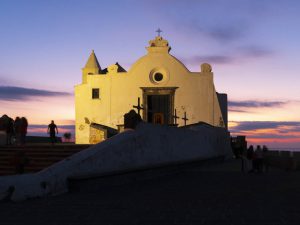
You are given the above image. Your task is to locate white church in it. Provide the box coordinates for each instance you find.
[75,33,228,144]
[0,33,232,201]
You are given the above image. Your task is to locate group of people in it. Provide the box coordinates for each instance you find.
[0,114,28,145]
[0,114,59,145]
[246,145,269,173]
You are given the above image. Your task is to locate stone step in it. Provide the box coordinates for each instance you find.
[0,144,90,176]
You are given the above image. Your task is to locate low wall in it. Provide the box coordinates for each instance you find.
[265,150,300,170]
[0,123,232,201]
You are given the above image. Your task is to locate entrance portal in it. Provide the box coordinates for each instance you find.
[147,95,170,125]
[140,87,178,125]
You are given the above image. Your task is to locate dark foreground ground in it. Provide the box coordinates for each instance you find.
[1,159,300,225]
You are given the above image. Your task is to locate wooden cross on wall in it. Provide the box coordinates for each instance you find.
[172,109,179,125]
[182,112,189,126]
[133,97,144,115]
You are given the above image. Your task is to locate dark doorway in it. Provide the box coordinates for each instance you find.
[147,95,171,124]
[140,87,178,125]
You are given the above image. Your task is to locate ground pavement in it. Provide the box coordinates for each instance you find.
[1,159,300,225]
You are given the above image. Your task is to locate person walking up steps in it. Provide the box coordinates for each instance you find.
[47,120,58,144]
[14,117,22,145]
[20,117,28,145]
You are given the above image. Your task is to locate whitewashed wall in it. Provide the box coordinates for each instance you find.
[0,123,232,201]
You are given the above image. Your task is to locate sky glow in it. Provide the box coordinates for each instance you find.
[0,0,299,148]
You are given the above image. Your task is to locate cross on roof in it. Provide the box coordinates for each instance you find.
[133,97,144,115]
[172,109,179,125]
[156,28,162,37]
[182,112,189,126]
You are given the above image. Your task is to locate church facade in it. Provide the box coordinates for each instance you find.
[75,35,227,144]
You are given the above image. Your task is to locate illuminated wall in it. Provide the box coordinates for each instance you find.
[75,36,225,144]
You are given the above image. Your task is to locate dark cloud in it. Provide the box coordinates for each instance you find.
[228,109,250,113]
[238,46,274,57]
[230,121,300,133]
[247,133,299,139]
[146,0,272,49]
[181,55,234,65]
[228,100,287,113]
[183,45,274,65]
[208,26,245,42]
[288,126,300,132]
[0,86,71,101]
[181,19,246,43]
[229,100,287,108]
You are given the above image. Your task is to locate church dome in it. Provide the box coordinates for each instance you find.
[128,35,190,76]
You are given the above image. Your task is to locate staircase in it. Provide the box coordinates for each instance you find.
[0,144,91,176]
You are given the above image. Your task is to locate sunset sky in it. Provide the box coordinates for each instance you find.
[0,0,299,148]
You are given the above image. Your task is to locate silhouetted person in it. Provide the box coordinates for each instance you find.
[14,117,22,145]
[20,117,28,145]
[236,145,245,172]
[247,145,254,172]
[0,114,14,145]
[124,110,142,129]
[262,145,269,172]
[254,145,263,173]
[48,120,58,144]
[6,116,14,145]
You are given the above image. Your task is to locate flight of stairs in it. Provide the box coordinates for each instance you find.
[0,144,91,176]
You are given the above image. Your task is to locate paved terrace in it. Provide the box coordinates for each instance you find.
[1,159,300,225]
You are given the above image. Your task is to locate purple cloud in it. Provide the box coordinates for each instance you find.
[180,55,234,65]
[227,109,250,113]
[182,45,274,65]
[230,121,300,133]
[247,133,299,139]
[0,86,71,101]
[229,100,287,108]
[238,45,274,57]
[208,25,246,42]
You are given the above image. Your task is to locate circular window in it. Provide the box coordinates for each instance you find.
[149,68,169,84]
[154,73,163,82]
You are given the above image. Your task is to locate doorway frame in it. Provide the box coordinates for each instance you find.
[140,87,178,124]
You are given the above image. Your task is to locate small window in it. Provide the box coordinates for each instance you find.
[92,88,100,99]
[154,72,163,82]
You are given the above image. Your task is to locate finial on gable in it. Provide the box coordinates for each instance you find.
[156,28,162,37]
[147,31,171,53]
[201,63,212,73]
